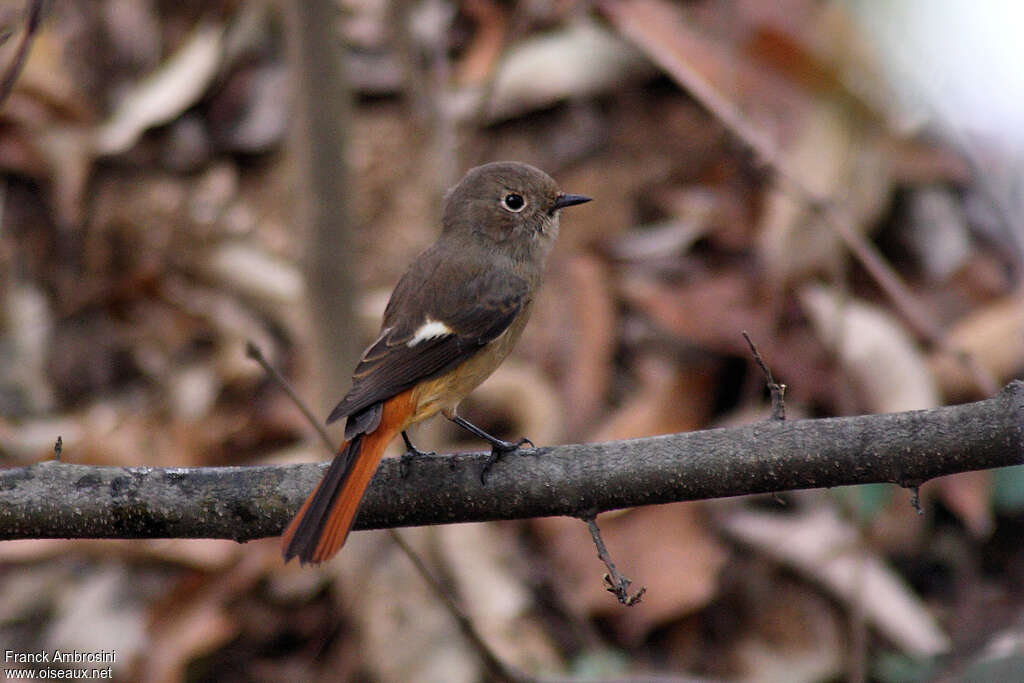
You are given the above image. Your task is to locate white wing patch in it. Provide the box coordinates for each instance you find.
[408,319,452,346]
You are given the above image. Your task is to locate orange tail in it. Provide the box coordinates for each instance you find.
[281,390,414,564]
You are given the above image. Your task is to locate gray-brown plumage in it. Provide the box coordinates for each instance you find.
[283,161,590,564]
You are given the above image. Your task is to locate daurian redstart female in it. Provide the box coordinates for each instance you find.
[282,162,590,564]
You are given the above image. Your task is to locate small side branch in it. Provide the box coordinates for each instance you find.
[582,514,645,606]
[246,341,335,454]
[742,331,786,421]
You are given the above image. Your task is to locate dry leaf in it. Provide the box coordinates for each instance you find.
[140,551,268,682]
[207,63,290,154]
[481,21,654,121]
[0,21,96,226]
[601,0,792,115]
[606,218,708,263]
[0,560,69,624]
[141,601,236,683]
[886,137,970,185]
[454,0,509,85]
[561,253,617,437]
[46,566,148,679]
[619,269,772,357]
[438,523,562,672]
[0,538,244,570]
[732,579,844,683]
[97,23,225,155]
[592,354,718,442]
[8,21,91,119]
[800,284,940,413]
[929,294,1024,399]
[717,505,950,656]
[757,100,890,284]
[2,283,55,413]
[198,242,305,305]
[333,528,482,683]
[923,471,993,539]
[903,186,973,280]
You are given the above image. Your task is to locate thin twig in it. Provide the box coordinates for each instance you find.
[246,339,528,683]
[582,514,645,606]
[908,485,924,516]
[742,331,786,421]
[0,0,43,109]
[245,341,335,455]
[388,529,532,683]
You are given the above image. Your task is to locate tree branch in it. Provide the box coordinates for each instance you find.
[2,382,1023,542]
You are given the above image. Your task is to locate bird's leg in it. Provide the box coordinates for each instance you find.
[399,430,435,478]
[446,414,533,484]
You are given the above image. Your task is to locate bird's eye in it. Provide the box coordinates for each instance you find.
[502,193,525,212]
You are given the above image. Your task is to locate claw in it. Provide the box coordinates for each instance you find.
[399,431,435,478]
[479,436,532,484]
[445,414,534,484]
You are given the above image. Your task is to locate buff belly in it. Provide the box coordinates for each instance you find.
[408,308,531,424]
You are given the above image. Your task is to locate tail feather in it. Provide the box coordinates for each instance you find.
[281,389,414,564]
[281,430,391,564]
[281,436,359,563]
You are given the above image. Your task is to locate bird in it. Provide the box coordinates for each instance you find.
[281,161,591,564]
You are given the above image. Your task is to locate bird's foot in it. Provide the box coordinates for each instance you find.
[480,436,533,484]
[399,431,436,478]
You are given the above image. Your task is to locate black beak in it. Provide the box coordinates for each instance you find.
[551,193,592,212]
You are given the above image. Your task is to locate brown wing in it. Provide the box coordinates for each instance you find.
[326,257,528,430]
